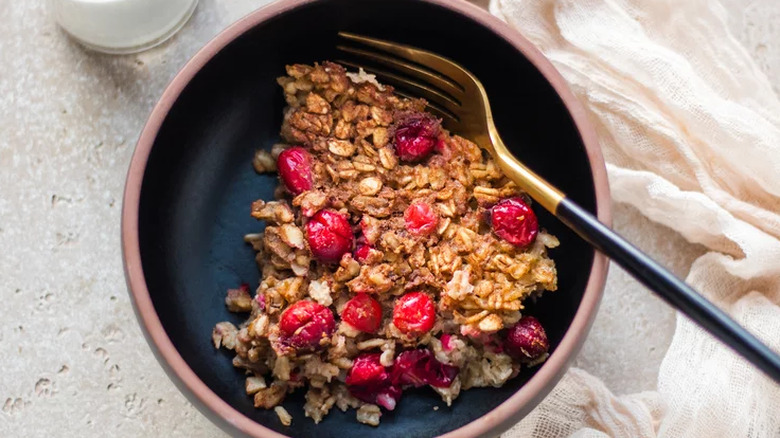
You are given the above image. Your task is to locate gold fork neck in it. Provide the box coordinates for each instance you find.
[487,129,565,214]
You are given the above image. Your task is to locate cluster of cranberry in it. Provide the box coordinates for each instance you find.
[271,115,548,410]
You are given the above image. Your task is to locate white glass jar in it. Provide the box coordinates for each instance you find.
[51,0,198,54]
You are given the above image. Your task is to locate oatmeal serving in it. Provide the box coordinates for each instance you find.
[212,62,559,426]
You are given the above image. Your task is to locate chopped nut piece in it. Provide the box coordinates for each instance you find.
[251,200,294,223]
[225,285,253,312]
[345,68,385,90]
[356,404,381,426]
[308,280,333,307]
[279,224,305,249]
[357,177,383,196]
[253,381,287,409]
[253,149,276,173]
[249,314,270,337]
[478,313,504,332]
[275,406,293,426]
[245,376,267,395]
[212,322,238,349]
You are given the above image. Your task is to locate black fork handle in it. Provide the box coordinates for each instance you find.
[557,197,780,384]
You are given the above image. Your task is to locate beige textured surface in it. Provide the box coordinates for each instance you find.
[0,0,775,436]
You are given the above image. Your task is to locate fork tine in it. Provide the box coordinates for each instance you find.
[336,44,464,98]
[338,32,474,86]
[392,89,460,124]
[336,59,462,114]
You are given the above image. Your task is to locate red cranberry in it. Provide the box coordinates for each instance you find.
[490,197,538,247]
[277,146,313,195]
[504,316,549,361]
[354,242,372,263]
[392,349,459,388]
[346,353,401,410]
[393,114,440,162]
[440,334,455,351]
[278,300,336,352]
[404,202,439,236]
[393,292,435,336]
[305,209,354,263]
[346,353,388,387]
[342,294,383,333]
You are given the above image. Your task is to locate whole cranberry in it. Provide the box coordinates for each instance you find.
[504,316,549,361]
[393,292,435,336]
[278,300,336,352]
[404,202,439,236]
[277,146,313,195]
[392,349,459,388]
[342,294,383,333]
[346,353,401,410]
[490,197,539,247]
[393,114,440,162]
[305,209,354,263]
[346,353,389,387]
[354,242,372,263]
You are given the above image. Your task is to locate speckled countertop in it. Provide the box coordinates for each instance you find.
[1,0,777,436]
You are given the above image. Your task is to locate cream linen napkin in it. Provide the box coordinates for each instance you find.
[487,0,780,436]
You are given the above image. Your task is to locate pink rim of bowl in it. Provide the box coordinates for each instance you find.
[121,0,611,436]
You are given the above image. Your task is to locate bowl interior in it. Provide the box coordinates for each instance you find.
[137,1,599,436]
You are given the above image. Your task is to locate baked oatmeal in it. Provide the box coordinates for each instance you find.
[212,62,559,426]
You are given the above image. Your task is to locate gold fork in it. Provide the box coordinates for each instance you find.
[336,31,780,384]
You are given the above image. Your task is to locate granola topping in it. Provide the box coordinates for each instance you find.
[213,61,559,425]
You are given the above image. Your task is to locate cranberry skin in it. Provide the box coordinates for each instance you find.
[440,334,454,351]
[346,353,401,410]
[278,300,336,352]
[404,202,439,236]
[393,292,435,336]
[354,242,372,263]
[392,349,459,388]
[504,316,549,361]
[305,210,354,263]
[277,146,313,195]
[490,197,539,247]
[342,294,383,333]
[394,115,440,162]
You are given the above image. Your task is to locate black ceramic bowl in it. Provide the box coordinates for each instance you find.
[122,0,610,437]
